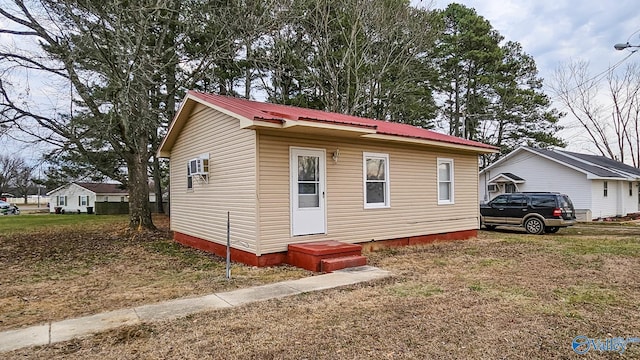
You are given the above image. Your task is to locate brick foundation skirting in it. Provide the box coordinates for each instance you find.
[174,232,286,267]
[360,229,477,252]
[173,229,477,267]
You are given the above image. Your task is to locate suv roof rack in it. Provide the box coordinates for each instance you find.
[518,192,560,194]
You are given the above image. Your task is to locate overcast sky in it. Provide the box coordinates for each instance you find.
[427,0,640,152]
[3,1,640,161]
[430,0,640,85]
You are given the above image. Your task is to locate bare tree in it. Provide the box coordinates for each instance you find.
[551,60,640,166]
[0,0,180,228]
[12,160,34,204]
[0,155,26,196]
[609,64,640,166]
[0,1,252,228]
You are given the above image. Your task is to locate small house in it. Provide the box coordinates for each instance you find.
[479,146,640,220]
[47,182,130,213]
[158,92,496,269]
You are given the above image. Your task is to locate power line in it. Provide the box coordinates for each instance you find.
[545,50,638,101]
[545,28,640,101]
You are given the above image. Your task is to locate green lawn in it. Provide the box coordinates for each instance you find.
[0,214,129,234]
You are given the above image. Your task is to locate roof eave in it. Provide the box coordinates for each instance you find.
[46,184,68,196]
[284,119,378,135]
[361,133,497,153]
[487,174,525,184]
[242,118,379,137]
[586,174,630,180]
[489,180,525,184]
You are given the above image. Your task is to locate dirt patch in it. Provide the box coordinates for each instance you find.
[5,226,640,358]
[592,212,640,222]
[0,215,310,331]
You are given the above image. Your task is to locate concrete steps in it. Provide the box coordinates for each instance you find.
[287,240,367,272]
[320,255,367,272]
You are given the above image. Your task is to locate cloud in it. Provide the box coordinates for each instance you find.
[433,0,640,79]
[428,1,640,154]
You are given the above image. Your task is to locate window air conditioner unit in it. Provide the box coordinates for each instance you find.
[487,184,498,192]
[188,158,209,175]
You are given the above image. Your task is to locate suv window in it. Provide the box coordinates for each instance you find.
[490,195,508,206]
[507,194,527,207]
[530,195,556,208]
[559,195,573,208]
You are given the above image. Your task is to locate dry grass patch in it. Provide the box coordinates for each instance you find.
[5,224,640,358]
[0,215,310,331]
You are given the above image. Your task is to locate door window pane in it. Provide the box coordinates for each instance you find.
[297,155,319,208]
[298,183,317,195]
[298,156,318,181]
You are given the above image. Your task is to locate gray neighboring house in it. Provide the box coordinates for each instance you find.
[480,146,640,220]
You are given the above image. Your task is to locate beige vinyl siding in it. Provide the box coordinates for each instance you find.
[170,104,258,253]
[258,131,480,254]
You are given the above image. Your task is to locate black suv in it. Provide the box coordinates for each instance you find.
[480,192,576,234]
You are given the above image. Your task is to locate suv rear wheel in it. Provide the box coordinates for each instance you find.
[524,217,544,235]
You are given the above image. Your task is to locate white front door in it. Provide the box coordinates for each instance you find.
[291,147,326,236]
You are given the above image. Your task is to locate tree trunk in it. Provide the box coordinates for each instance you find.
[152,156,164,214]
[245,38,252,99]
[126,151,155,230]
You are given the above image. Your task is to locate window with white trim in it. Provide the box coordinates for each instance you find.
[603,181,608,197]
[79,195,88,206]
[363,152,390,208]
[57,195,67,206]
[629,182,633,197]
[437,158,454,204]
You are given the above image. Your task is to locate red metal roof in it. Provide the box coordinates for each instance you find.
[188,91,497,150]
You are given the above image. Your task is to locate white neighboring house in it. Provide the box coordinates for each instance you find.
[47,182,130,213]
[480,146,640,220]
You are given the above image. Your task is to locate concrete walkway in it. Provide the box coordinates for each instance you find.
[0,266,390,353]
